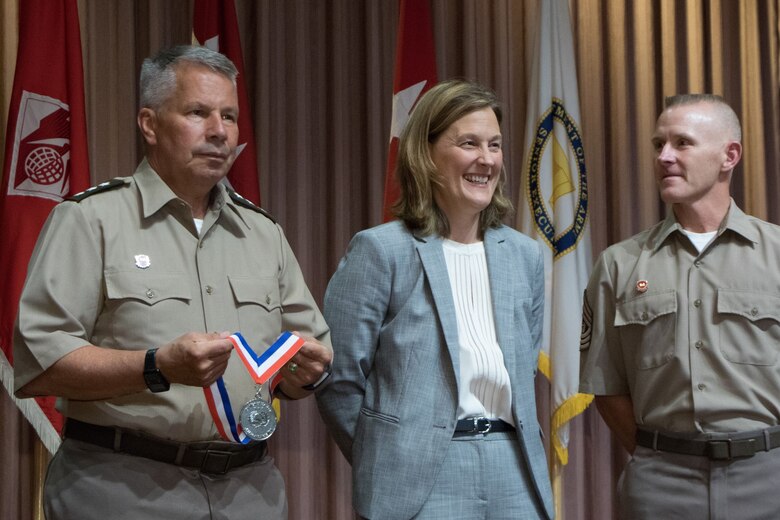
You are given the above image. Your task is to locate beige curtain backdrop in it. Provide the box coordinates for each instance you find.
[1,1,778,519]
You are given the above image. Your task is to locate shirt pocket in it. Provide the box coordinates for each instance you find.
[228,276,282,339]
[105,271,191,304]
[615,290,677,370]
[717,289,780,366]
[104,271,191,345]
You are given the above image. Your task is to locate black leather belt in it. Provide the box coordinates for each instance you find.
[64,419,267,475]
[636,428,780,460]
[453,417,515,437]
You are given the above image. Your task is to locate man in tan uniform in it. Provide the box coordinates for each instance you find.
[580,94,780,519]
[13,45,332,519]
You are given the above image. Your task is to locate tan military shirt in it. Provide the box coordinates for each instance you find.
[13,159,330,442]
[580,201,780,433]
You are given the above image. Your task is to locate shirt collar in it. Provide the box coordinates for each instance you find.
[134,158,230,215]
[650,199,759,251]
[135,158,181,218]
[133,158,249,231]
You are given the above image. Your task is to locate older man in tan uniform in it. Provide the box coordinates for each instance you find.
[580,94,780,519]
[13,45,331,520]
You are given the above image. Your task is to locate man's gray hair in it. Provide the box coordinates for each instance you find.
[140,45,238,110]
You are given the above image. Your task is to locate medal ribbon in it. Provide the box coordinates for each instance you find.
[203,331,304,443]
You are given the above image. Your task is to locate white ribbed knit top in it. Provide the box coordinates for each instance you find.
[442,239,513,425]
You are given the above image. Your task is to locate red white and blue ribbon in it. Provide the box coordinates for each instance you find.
[204,331,304,443]
[231,331,305,385]
[204,375,251,444]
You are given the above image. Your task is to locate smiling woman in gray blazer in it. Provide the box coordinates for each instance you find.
[316,80,554,520]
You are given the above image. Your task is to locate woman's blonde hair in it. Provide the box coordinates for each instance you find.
[392,79,513,237]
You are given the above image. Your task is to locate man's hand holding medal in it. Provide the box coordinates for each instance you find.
[198,331,332,443]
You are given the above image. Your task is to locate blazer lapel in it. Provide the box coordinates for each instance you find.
[414,234,462,382]
[484,228,516,370]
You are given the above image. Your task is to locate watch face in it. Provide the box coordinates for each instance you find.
[144,369,170,392]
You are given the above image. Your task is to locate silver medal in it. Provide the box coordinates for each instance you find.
[239,398,277,440]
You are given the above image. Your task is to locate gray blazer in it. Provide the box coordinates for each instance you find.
[316,221,554,520]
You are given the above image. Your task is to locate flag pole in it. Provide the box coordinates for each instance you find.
[552,448,564,519]
[33,440,49,520]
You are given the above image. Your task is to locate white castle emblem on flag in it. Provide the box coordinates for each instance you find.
[6,90,73,201]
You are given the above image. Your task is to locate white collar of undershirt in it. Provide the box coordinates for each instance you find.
[681,229,717,253]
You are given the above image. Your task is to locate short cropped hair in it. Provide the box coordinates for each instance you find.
[392,79,512,237]
[140,45,238,110]
[664,93,742,142]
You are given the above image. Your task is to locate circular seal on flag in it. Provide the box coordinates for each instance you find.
[239,398,277,441]
[25,146,65,185]
[524,98,588,259]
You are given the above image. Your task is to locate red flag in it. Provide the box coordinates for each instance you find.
[0,0,90,451]
[193,0,262,205]
[382,0,438,222]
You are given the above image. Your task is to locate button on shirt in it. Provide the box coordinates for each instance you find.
[13,159,330,442]
[580,202,780,433]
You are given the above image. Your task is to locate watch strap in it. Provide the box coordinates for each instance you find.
[143,348,170,392]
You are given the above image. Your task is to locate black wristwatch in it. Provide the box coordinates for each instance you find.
[143,348,170,393]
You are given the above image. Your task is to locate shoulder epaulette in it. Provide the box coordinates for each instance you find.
[228,189,276,223]
[68,178,126,202]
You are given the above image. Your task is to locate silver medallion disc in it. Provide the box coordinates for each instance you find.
[239,398,277,441]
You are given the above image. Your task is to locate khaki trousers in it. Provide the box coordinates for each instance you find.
[43,438,287,520]
[619,445,780,520]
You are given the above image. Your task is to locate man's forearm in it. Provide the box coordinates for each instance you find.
[595,394,637,453]
[17,345,146,400]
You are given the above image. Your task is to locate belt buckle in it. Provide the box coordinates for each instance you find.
[706,439,756,460]
[200,449,234,475]
[471,417,491,434]
[706,440,731,460]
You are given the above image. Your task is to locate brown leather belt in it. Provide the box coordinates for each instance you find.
[636,427,780,460]
[64,419,267,474]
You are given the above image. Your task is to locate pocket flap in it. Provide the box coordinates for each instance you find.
[228,276,281,311]
[105,271,191,305]
[717,289,780,323]
[615,290,677,327]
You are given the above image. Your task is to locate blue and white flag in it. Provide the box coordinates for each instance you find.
[518,0,593,469]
